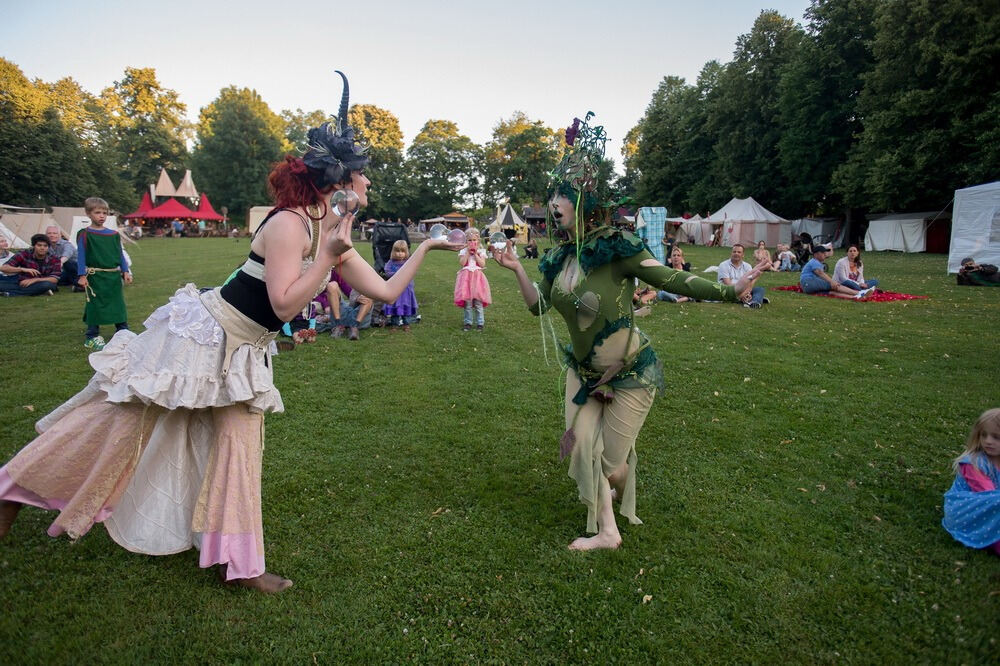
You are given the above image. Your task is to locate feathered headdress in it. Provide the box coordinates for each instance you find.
[302,70,369,187]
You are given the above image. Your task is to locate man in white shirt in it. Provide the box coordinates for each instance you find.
[718,243,767,309]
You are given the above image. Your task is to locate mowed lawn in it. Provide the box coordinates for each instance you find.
[1,237,997,663]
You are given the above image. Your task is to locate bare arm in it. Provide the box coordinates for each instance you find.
[338,238,459,303]
[261,211,353,322]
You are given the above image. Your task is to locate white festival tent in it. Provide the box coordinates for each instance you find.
[705,197,791,247]
[947,181,1000,273]
[865,211,948,253]
[669,214,714,245]
[791,218,847,248]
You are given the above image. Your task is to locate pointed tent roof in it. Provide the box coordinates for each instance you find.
[143,197,196,219]
[123,191,155,219]
[705,197,787,223]
[195,193,224,221]
[175,169,198,198]
[496,203,524,228]
[154,168,177,197]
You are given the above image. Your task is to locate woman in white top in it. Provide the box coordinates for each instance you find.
[833,244,879,291]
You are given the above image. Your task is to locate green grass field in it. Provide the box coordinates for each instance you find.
[1,237,997,663]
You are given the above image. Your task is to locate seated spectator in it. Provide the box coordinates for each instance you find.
[776,243,800,271]
[753,240,779,271]
[319,268,374,340]
[523,238,539,259]
[0,237,17,294]
[957,257,1000,286]
[0,237,12,265]
[718,243,767,309]
[0,234,61,296]
[46,225,80,288]
[833,244,879,291]
[800,245,873,299]
[657,247,694,303]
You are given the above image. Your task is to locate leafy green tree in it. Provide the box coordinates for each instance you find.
[834,0,1000,211]
[191,87,285,219]
[347,104,406,219]
[0,59,132,209]
[99,67,189,195]
[405,120,481,218]
[710,10,804,215]
[281,108,328,154]
[481,111,559,207]
[778,0,877,216]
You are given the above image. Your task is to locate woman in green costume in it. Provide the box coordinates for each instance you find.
[492,114,769,550]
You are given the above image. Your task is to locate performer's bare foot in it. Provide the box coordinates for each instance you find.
[568,533,622,551]
[0,501,22,539]
[218,566,293,593]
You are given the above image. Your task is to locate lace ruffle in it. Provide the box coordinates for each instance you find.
[144,286,223,346]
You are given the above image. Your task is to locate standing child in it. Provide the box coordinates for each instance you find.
[454,229,491,331]
[383,240,418,331]
[942,408,1000,556]
[77,197,132,350]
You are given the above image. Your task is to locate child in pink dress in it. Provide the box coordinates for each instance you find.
[454,229,491,331]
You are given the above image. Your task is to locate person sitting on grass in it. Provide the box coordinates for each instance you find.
[719,243,767,309]
[321,267,374,340]
[656,246,694,303]
[776,243,799,271]
[800,245,873,300]
[833,244,879,292]
[0,234,61,296]
[942,408,1000,557]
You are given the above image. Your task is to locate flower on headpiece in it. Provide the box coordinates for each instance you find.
[565,118,581,147]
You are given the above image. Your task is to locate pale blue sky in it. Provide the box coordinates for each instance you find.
[2,0,812,166]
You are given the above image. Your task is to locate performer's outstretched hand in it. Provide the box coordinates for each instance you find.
[424,237,465,252]
[324,211,355,259]
[492,240,521,270]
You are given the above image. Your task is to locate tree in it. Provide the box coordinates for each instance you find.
[281,108,328,154]
[0,59,132,209]
[347,104,406,219]
[405,120,481,218]
[99,67,189,195]
[709,11,804,215]
[481,111,560,207]
[778,0,877,216]
[191,87,285,219]
[833,0,1000,211]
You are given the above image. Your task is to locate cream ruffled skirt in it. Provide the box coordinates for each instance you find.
[1,285,281,580]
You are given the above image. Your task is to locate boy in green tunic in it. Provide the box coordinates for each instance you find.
[77,197,132,350]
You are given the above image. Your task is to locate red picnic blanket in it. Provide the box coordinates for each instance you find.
[772,285,927,302]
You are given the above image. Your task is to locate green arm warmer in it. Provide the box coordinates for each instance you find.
[622,251,738,302]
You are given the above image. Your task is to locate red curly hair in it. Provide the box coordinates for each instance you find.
[268,156,327,219]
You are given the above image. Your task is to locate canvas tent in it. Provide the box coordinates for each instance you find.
[495,203,529,243]
[247,206,273,235]
[669,214,714,245]
[0,212,60,248]
[947,181,1000,273]
[705,197,790,247]
[791,218,846,248]
[865,211,950,253]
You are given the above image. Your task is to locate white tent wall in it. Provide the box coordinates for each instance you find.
[69,216,118,240]
[0,213,60,248]
[947,181,1000,273]
[865,213,936,252]
[706,197,790,247]
[0,221,27,248]
[791,218,847,247]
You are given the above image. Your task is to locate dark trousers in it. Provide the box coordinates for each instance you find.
[86,322,129,339]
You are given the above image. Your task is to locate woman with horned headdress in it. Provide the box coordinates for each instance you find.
[492,114,770,550]
[0,72,458,592]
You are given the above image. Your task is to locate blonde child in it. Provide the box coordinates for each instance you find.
[383,240,418,331]
[942,408,1000,556]
[77,197,132,350]
[453,229,491,331]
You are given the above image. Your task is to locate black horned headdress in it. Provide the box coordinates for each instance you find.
[302,70,369,188]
